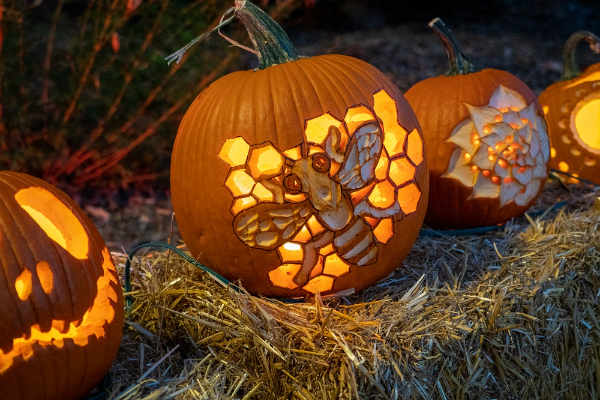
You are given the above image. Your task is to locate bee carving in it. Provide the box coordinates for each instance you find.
[219,89,425,293]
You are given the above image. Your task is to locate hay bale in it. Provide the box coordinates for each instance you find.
[106,178,599,399]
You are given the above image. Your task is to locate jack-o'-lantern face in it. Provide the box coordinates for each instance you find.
[0,172,124,400]
[218,89,425,294]
[445,85,550,206]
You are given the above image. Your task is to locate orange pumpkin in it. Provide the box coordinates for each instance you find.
[405,18,550,229]
[0,172,124,400]
[539,31,600,183]
[170,1,428,297]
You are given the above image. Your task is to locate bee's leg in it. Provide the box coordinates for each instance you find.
[293,231,334,285]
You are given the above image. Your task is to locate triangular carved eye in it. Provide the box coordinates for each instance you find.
[283,174,302,194]
[312,153,330,173]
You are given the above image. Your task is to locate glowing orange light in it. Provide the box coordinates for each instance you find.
[491,176,500,184]
[494,115,502,122]
[397,183,421,214]
[406,129,424,166]
[284,192,308,203]
[364,216,379,228]
[231,196,257,215]
[36,261,54,295]
[322,253,351,277]
[558,161,569,172]
[367,180,396,208]
[488,155,495,162]
[225,169,255,197]
[373,218,394,244]
[464,153,472,161]
[16,187,89,259]
[306,215,326,235]
[375,151,390,181]
[1,246,120,373]
[305,113,345,145]
[498,159,508,169]
[278,242,305,263]
[503,177,514,184]
[521,118,529,125]
[574,98,600,150]
[482,170,491,177]
[344,106,375,134]
[319,243,335,255]
[268,264,301,290]
[219,137,250,167]
[563,71,600,89]
[351,181,376,205]
[309,256,324,279]
[292,226,312,243]
[483,124,491,134]
[247,144,284,180]
[471,166,479,172]
[283,146,303,161]
[15,268,33,300]
[389,157,415,187]
[373,90,408,157]
[252,182,274,202]
[308,145,326,155]
[303,275,334,294]
[584,156,597,166]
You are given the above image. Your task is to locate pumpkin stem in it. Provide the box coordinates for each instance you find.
[234,0,300,69]
[561,30,600,81]
[165,1,299,69]
[429,18,476,76]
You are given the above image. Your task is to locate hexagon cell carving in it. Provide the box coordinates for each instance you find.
[218,89,425,294]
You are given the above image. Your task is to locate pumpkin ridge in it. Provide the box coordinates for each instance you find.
[318,56,383,104]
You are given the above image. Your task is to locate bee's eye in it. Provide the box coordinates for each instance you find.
[312,153,330,173]
[284,174,302,194]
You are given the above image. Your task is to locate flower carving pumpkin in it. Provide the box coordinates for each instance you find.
[405,19,550,229]
[0,172,124,400]
[445,85,550,207]
[170,1,428,297]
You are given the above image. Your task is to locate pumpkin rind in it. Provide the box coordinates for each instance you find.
[171,53,428,297]
[538,31,600,183]
[0,171,124,400]
[404,20,549,229]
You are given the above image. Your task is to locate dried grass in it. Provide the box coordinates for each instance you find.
[105,178,600,399]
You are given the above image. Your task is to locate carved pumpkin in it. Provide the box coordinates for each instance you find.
[539,31,600,183]
[0,172,124,400]
[405,18,550,229]
[170,1,428,297]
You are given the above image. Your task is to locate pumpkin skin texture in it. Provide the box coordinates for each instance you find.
[171,52,428,297]
[0,172,124,400]
[404,20,550,229]
[538,31,600,183]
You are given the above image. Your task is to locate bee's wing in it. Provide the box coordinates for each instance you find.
[335,122,383,190]
[233,201,313,250]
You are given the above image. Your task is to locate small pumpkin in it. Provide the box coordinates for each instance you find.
[170,1,428,297]
[0,171,124,400]
[404,18,550,229]
[539,31,600,183]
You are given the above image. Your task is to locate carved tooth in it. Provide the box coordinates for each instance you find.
[299,207,311,218]
[259,220,271,231]
[358,134,369,149]
[359,148,369,165]
[357,247,378,266]
[244,220,259,235]
[256,232,279,247]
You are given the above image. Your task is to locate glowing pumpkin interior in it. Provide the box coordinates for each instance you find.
[0,187,120,375]
[217,89,425,294]
[444,85,549,207]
